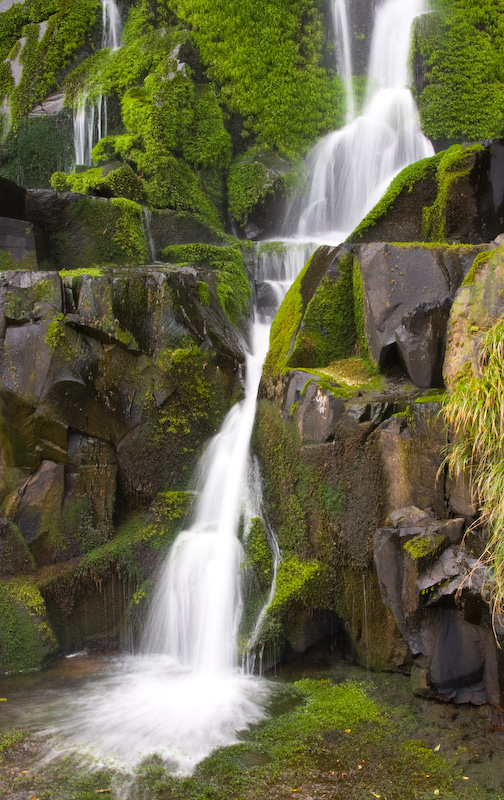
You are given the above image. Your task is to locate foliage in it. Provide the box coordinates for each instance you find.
[1,0,101,128]
[170,0,344,159]
[51,164,146,202]
[442,318,504,623]
[0,114,74,188]
[417,0,504,141]
[348,153,441,242]
[262,256,310,380]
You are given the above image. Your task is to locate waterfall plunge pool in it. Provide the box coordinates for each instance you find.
[1,653,504,799]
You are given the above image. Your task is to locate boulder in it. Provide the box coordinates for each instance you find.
[356,242,489,386]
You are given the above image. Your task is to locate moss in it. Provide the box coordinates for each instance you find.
[0,578,57,675]
[51,165,146,203]
[268,557,329,613]
[416,2,504,141]
[161,243,251,326]
[51,196,148,268]
[45,312,78,361]
[288,252,356,367]
[243,516,272,592]
[155,344,227,442]
[253,400,308,557]
[462,249,492,287]
[197,280,211,306]
[348,154,442,242]
[403,534,446,560]
[262,257,310,381]
[422,144,484,242]
[227,154,285,227]
[4,0,101,129]
[58,267,104,278]
[0,114,74,188]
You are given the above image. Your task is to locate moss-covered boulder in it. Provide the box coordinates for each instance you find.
[0,578,58,675]
[227,151,293,238]
[349,142,504,246]
[443,243,504,389]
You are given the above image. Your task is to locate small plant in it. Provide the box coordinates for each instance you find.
[442,318,504,624]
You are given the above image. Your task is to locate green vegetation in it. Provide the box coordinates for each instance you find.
[1,668,493,799]
[288,252,356,367]
[462,250,492,288]
[0,578,57,675]
[161,243,251,325]
[403,534,446,560]
[349,153,441,242]
[171,0,344,160]
[442,318,504,623]
[417,0,504,141]
[50,164,146,202]
[421,144,484,242]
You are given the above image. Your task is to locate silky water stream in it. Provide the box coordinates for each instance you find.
[1,0,436,788]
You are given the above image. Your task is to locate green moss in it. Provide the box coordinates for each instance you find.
[403,534,446,560]
[51,196,148,268]
[227,154,286,227]
[45,312,78,361]
[197,280,211,306]
[462,249,492,287]
[243,516,272,591]
[161,243,251,326]
[4,0,101,129]
[0,115,74,188]
[51,165,146,203]
[0,578,57,675]
[263,257,310,381]
[254,401,308,557]
[171,0,344,160]
[268,557,329,613]
[288,252,356,367]
[349,154,441,242]
[58,267,104,278]
[416,2,504,141]
[422,144,484,242]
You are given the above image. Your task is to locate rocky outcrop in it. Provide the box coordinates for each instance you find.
[0,263,250,667]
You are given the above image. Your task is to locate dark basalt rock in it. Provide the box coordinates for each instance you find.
[356,242,490,386]
[374,505,499,705]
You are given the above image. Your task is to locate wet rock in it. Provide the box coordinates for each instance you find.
[16,460,65,546]
[356,242,486,386]
[375,505,499,705]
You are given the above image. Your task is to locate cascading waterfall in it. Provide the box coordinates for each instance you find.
[35,0,434,779]
[72,0,121,165]
[288,0,434,244]
[102,0,122,51]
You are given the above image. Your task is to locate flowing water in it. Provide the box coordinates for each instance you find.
[72,0,121,166]
[3,0,435,781]
[285,0,433,248]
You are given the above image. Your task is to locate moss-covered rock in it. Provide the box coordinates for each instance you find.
[0,578,58,675]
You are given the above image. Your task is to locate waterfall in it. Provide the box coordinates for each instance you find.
[289,0,434,243]
[143,321,272,675]
[333,0,355,122]
[40,0,435,777]
[102,0,122,51]
[72,1,121,166]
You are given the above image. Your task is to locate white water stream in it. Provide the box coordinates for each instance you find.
[14,0,434,779]
[73,0,122,166]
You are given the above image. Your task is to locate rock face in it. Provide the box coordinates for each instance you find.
[0,264,249,670]
[357,243,490,386]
